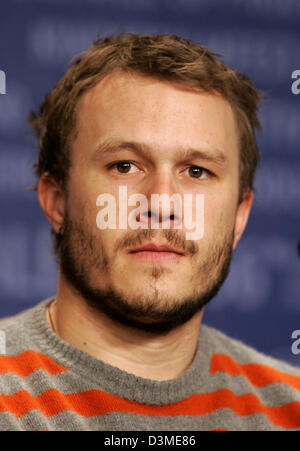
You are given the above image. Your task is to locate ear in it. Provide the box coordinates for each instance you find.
[37,172,65,234]
[233,190,253,250]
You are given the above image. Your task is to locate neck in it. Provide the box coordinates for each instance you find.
[48,274,204,381]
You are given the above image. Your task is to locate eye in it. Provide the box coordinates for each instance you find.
[185,166,210,179]
[108,161,139,174]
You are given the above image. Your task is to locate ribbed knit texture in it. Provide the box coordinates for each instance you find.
[0,296,300,431]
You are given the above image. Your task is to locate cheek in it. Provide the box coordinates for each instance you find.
[68,172,111,221]
[202,192,237,242]
[66,181,98,234]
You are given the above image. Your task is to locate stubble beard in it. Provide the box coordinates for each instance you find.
[57,208,235,334]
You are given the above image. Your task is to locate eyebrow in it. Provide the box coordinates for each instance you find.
[91,139,229,169]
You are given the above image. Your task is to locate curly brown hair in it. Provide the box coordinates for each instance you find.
[28,33,262,256]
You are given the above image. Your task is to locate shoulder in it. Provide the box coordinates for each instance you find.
[0,297,67,394]
[202,324,300,377]
[0,298,53,356]
[199,325,300,430]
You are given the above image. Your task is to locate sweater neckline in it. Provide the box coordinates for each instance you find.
[27,296,211,406]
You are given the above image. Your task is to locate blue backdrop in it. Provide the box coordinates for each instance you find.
[0,0,299,365]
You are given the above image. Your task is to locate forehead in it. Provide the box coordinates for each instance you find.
[73,72,239,165]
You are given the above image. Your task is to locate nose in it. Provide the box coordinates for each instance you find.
[138,168,183,229]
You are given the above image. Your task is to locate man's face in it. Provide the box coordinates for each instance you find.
[58,72,244,333]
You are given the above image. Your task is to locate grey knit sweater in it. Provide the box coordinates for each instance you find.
[0,296,300,431]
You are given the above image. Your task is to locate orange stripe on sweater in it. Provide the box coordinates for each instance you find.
[0,351,67,377]
[210,354,300,391]
[1,388,300,429]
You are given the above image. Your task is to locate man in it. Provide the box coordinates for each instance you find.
[0,33,299,431]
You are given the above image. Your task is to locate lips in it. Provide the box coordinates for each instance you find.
[129,243,184,263]
[128,243,184,255]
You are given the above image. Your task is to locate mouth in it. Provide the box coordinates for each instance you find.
[128,243,185,263]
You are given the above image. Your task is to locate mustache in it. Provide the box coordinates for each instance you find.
[114,228,199,256]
